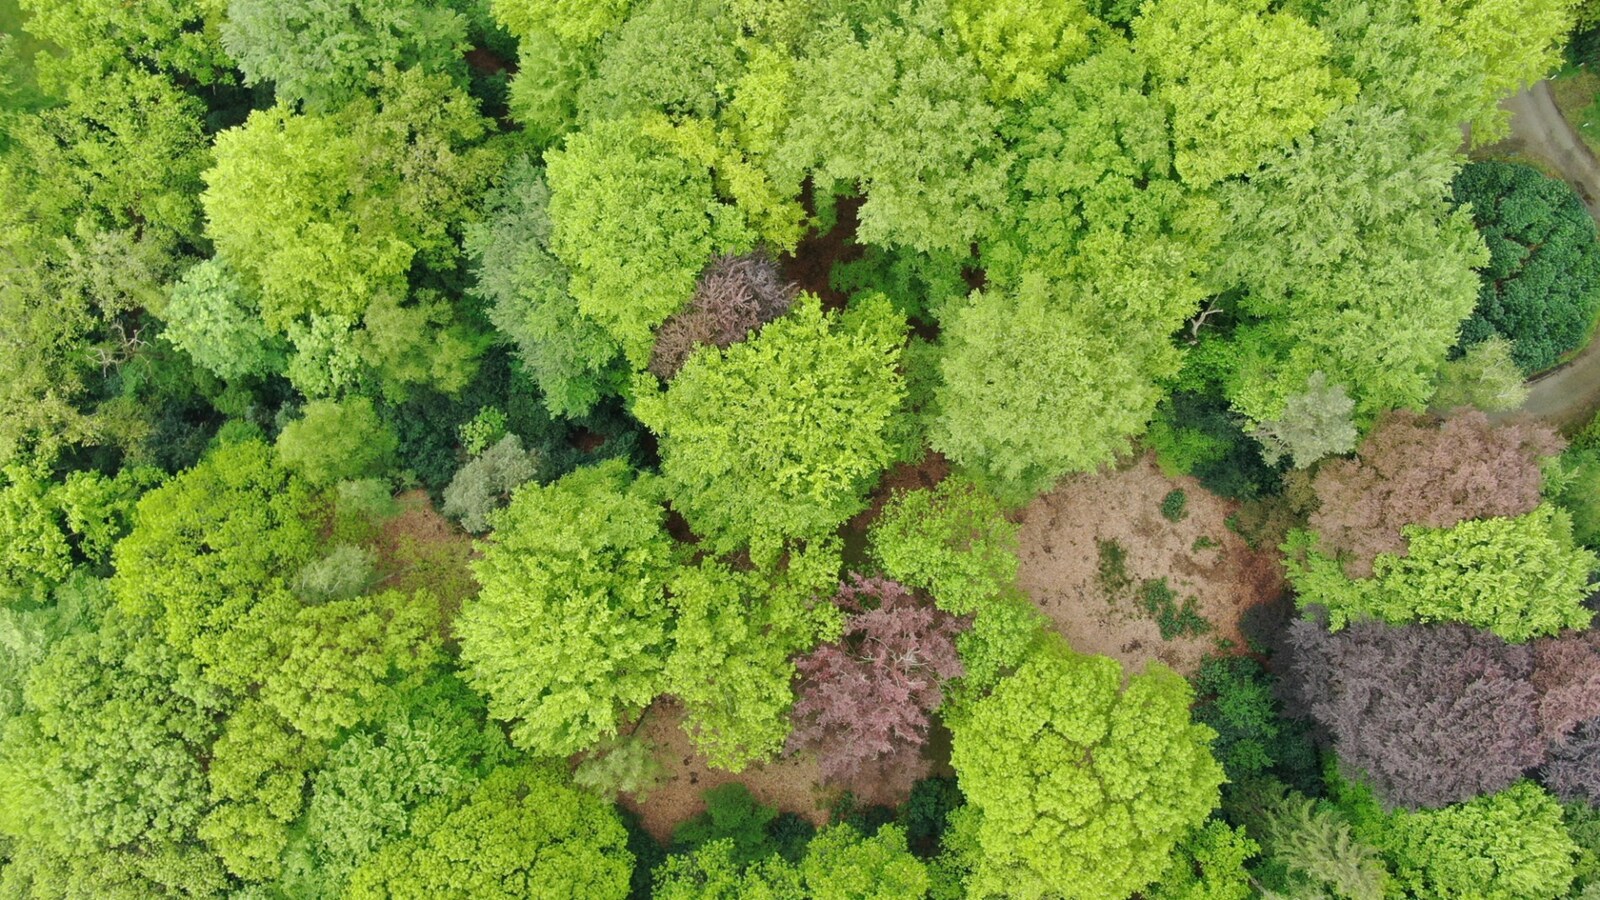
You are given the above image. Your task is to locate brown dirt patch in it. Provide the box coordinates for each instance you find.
[618,697,939,843]
[779,190,863,310]
[1016,454,1287,676]
[371,490,478,630]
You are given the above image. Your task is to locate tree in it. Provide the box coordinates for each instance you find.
[652,838,805,899]
[1212,103,1488,421]
[1250,371,1358,468]
[289,676,510,895]
[1430,336,1529,413]
[203,106,408,327]
[930,268,1186,501]
[203,68,500,395]
[649,253,796,379]
[1147,819,1259,900]
[0,464,155,605]
[17,0,231,88]
[663,560,833,771]
[790,576,965,781]
[1285,616,1544,809]
[490,0,633,45]
[1452,161,1600,373]
[456,459,676,757]
[575,0,741,125]
[1244,786,1389,900]
[466,158,624,416]
[441,433,541,534]
[344,762,635,899]
[275,397,398,487]
[868,476,1019,615]
[1545,717,1600,806]
[1372,781,1578,900]
[1531,628,1600,751]
[800,823,929,900]
[634,294,907,562]
[1134,0,1347,185]
[1288,504,1596,642]
[0,604,232,895]
[948,0,1103,103]
[654,821,928,900]
[109,440,319,690]
[1305,410,1559,576]
[161,259,285,382]
[572,734,667,802]
[260,589,444,742]
[198,699,323,883]
[221,0,469,112]
[776,11,1007,255]
[949,639,1224,900]
[545,118,753,367]
[1190,656,1318,789]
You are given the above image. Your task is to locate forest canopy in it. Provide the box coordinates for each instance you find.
[0,0,1596,897]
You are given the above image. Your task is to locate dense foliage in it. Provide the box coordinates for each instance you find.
[1453,160,1600,373]
[0,0,1591,893]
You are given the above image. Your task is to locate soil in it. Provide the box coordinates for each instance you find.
[618,697,940,843]
[1015,454,1288,676]
[779,191,864,310]
[371,490,478,632]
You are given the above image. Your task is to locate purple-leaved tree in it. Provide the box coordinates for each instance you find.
[789,575,967,782]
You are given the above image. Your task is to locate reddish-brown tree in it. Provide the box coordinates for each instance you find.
[1544,717,1600,805]
[1531,628,1600,745]
[648,252,797,379]
[1307,410,1560,576]
[789,575,966,782]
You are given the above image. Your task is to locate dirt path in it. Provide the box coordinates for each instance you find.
[1493,81,1600,432]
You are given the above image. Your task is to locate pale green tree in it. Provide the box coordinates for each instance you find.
[456,459,677,756]
[1135,0,1349,185]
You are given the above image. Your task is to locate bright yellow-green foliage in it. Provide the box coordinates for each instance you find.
[636,293,907,563]
[869,475,1019,615]
[802,823,930,899]
[1370,782,1579,900]
[202,68,500,353]
[931,262,1194,501]
[1213,104,1486,421]
[1420,0,1574,142]
[109,441,319,690]
[456,459,676,757]
[0,602,233,896]
[950,640,1224,900]
[1135,0,1348,185]
[18,0,229,89]
[344,762,634,899]
[663,560,839,772]
[652,823,928,899]
[776,13,1007,255]
[1286,504,1597,642]
[546,118,754,366]
[260,589,444,742]
[491,0,633,44]
[949,0,1103,102]
[0,463,155,605]
[274,397,397,487]
[1147,819,1259,900]
[198,700,323,882]
[204,106,413,327]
